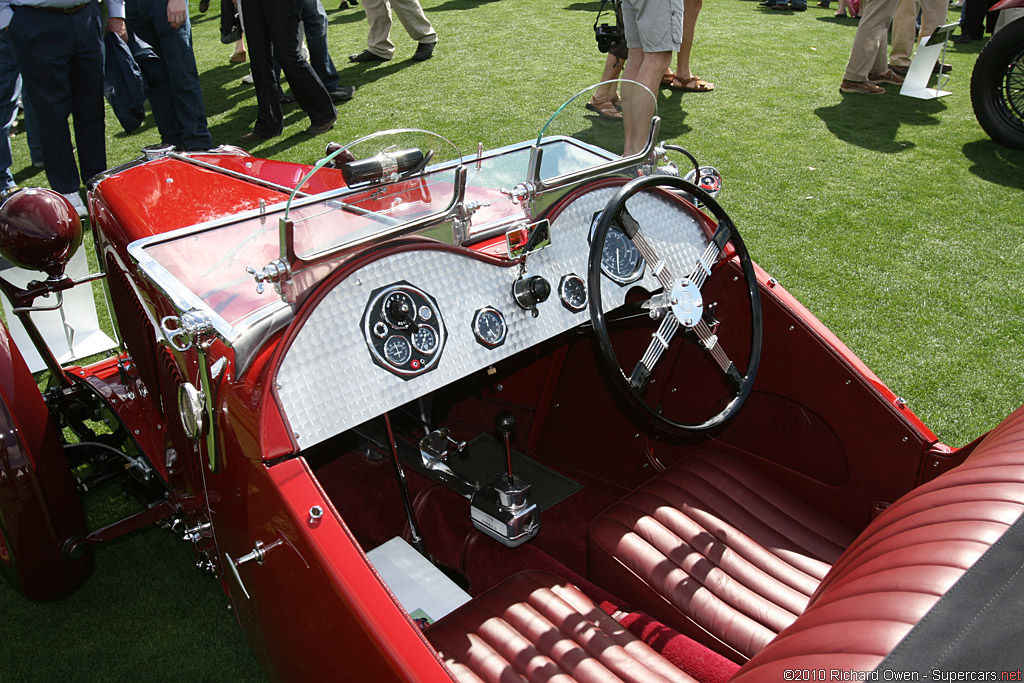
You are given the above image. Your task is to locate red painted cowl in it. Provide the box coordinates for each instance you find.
[0,188,83,278]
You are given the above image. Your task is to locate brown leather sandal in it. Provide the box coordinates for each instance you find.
[585,95,623,121]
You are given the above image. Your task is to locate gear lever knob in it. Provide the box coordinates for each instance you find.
[495,411,516,437]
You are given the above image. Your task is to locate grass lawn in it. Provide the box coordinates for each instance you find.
[2,0,1023,679]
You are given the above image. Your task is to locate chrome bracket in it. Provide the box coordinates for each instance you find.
[226,538,284,600]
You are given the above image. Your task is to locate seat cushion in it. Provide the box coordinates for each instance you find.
[426,570,698,683]
[587,451,857,662]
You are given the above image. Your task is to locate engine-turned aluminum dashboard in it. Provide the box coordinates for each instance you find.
[275,185,710,449]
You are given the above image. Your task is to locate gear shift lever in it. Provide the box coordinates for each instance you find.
[469,412,540,547]
[495,411,516,478]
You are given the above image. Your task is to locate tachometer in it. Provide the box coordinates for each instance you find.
[590,211,645,285]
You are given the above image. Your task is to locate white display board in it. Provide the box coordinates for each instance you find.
[900,23,958,100]
[0,250,117,373]
[366,537,471,625]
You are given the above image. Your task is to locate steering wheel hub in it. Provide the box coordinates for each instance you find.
[669,278,703,328]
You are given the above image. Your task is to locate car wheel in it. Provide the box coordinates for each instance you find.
[971,17,1024,150]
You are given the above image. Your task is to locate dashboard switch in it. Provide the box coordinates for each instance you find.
[513,274,551,317]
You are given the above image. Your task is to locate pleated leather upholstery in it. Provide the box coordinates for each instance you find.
[588,451,857,661]
[731,403,1024,679]
[426,570,698,683]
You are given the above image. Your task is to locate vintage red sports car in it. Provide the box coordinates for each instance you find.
[2,84,1022,681]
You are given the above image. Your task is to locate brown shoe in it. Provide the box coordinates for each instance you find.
[888,63,909,77]
[868,69,904,85]
[839,79,885,94]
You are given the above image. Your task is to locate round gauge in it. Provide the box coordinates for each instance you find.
[411,325,439,354]
[601,227,645,284]
[418,305,433,321]
[382,290,416,328]
[559,274,587,312]
[383,335,412,366]
[472,307,507,348]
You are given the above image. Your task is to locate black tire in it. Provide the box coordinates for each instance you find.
[971,17,1024,150]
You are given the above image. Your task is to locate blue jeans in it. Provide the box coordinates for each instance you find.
[302,0,340,92]
[125,0,212,150]
[275,0,341,93]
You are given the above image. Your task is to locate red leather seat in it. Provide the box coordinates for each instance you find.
[588,451,857,661]
[426,570,700,683]
[590,405,1024,668]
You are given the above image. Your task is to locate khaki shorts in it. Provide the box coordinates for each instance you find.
[620,0,684,53]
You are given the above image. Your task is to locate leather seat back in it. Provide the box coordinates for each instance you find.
[732,405,1024,680]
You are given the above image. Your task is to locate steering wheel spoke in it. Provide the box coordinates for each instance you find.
[629,314,680,391]
[588,175,762,434]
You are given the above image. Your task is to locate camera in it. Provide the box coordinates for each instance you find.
[594,23,624,54]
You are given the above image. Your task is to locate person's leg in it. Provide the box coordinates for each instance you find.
[126,0,186,147]
[22,92,43,168]
[389,0,437,44]
[675,0,703,81]
[842,0,901,81]
[11,8,79,193]
[888,0,917,70]
[266,0,334,125]
[622,47,670,155]
[241,0,284,136]
[0,31,20,191]
[362,0,397,58]
[67,2,106,184]
[301,0,341,91]
[148,3,212,149]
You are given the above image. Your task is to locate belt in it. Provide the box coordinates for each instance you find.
[31,2,90,13]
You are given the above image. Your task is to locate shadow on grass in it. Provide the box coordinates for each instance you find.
[962,140,1024,189]
[814,94,945,152]
[429,0,503,11]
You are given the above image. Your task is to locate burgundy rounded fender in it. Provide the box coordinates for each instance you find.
[990,0,1024,9]
[0,322,92,600]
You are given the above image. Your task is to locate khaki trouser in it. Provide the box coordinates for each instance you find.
[889,0,950,68]
[363,0,437,59]
[843,0,902,81]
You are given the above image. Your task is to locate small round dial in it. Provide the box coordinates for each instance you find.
[382,291,416,328]
[559,274,587,312]
[412,325,439,354]
[383,335,412,366]
[472,307,507,348]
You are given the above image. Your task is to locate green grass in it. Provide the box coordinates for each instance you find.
[3,0,1024,678]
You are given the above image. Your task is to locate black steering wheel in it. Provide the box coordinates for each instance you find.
[587,174,762,435]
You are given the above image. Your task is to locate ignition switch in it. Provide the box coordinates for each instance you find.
[512,275,550,318]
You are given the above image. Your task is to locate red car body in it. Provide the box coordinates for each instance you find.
[0,107,1003,680]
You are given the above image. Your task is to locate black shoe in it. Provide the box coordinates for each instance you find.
[199,0,209,11]
[305,115,338,135]
[280,93,297,104]
[349,49,389,63]
[955,32,978,43]
[792,4,807,10]
[770,3,790,9]
[328,86,355,103]
[817,0,830,6]
[240,130,273,144]
[412,41,436,61]
[933,62,953,74]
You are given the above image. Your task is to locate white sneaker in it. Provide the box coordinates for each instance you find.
[241,71,254,84]
[62,191,88,218]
